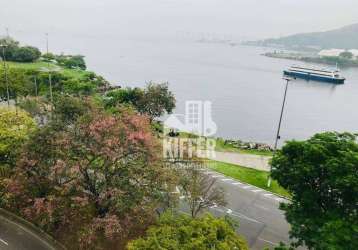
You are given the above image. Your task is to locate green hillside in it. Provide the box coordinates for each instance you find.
[244,23,358,51]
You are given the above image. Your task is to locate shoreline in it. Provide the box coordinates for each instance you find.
[263,51,358,68]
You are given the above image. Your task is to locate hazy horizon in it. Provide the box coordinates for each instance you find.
[1,0,358,51]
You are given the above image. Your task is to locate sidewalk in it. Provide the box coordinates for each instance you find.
[208,151,271,171]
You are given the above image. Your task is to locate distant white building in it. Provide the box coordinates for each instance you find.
[348,49,358,58]
[319,49,358,58]
[318,49,345,57]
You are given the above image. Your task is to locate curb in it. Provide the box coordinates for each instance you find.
[0,208,67,250]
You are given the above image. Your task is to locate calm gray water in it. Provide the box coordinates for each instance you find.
[91,39,358,145]
[2,0,358,145]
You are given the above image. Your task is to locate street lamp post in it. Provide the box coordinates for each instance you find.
[267,77,292,187]
[45,33,53,104]
[1,44,10,107]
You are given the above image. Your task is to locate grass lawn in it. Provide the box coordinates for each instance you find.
[6,61,88,79]
[207,160,290,198]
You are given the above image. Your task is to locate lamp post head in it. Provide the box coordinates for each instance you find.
[282,76,293,82]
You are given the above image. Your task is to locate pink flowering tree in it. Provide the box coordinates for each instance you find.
[1,106,175,249]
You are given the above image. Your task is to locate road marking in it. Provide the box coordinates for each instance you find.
[211,175,222,178]
[251,189,262,193]
[232,182,241,185]
[263,193,273,197]
[242,185,251,189]
[275,198,285,202]
[221,178,232,182]
[0,238,8,246]
[258,237,277,246]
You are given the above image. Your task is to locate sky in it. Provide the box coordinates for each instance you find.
[1,0,358,43]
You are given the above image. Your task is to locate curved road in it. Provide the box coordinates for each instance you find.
[178,167,304,250]
[0,215,55,250]
[207,171,290,249]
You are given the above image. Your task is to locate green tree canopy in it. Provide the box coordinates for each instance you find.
[0,38,40,62]
[0,107,36,168]
[339,51,354,60]
[12,46,41,62]
[54,54,87,70]
[105,82,176,120]
[0,67,34,101]
[127,212,248,250]
[104,87,143,108]
[138,82,176,119]
[271,132,358,250]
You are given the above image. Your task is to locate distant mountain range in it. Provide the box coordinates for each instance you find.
[244,23,358,51]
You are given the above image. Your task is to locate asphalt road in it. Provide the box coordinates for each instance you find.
[0,215,55,250]
[197,169,296,250]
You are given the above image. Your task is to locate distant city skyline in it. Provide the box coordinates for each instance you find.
[1,0,358,44]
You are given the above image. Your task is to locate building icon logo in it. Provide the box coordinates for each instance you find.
[164,101,217,137]
[163,101,217,160]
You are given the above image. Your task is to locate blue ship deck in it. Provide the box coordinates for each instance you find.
[284,70,345,84]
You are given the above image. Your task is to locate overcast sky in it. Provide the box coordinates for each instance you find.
[1,0,358,43]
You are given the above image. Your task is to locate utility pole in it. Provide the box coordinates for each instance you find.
[5,27,9,37]
[267,77,291,187]
[45,33,53,104]
[34,76,38,97]
[1,45,10,107]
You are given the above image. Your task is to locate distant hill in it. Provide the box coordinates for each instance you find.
[244,23,358,51]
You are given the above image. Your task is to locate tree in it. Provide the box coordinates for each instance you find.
[271,132,358,250]
[63,55,86,70]
[54,54,87,70]
[180,166,227,218]
[1,105,175,249]
[0,37,20,60]
[42,52,56,62]
[12,46,41,62]
[339,51,354,60]
[0,68,34,102]
[138,82,176,120]
[104,87,143,109]
[0,38,41,63]
[104,82,176,121]
[127,212,248,250]
[53,95,90,124]
[0,107,36,169]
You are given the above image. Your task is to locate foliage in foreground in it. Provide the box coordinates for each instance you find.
[271,132,358,250]
[0,101,175,249]
[127,212,248,250]
[0,107,36,171]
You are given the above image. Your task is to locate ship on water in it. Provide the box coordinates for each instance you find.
[283,65,345,84]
